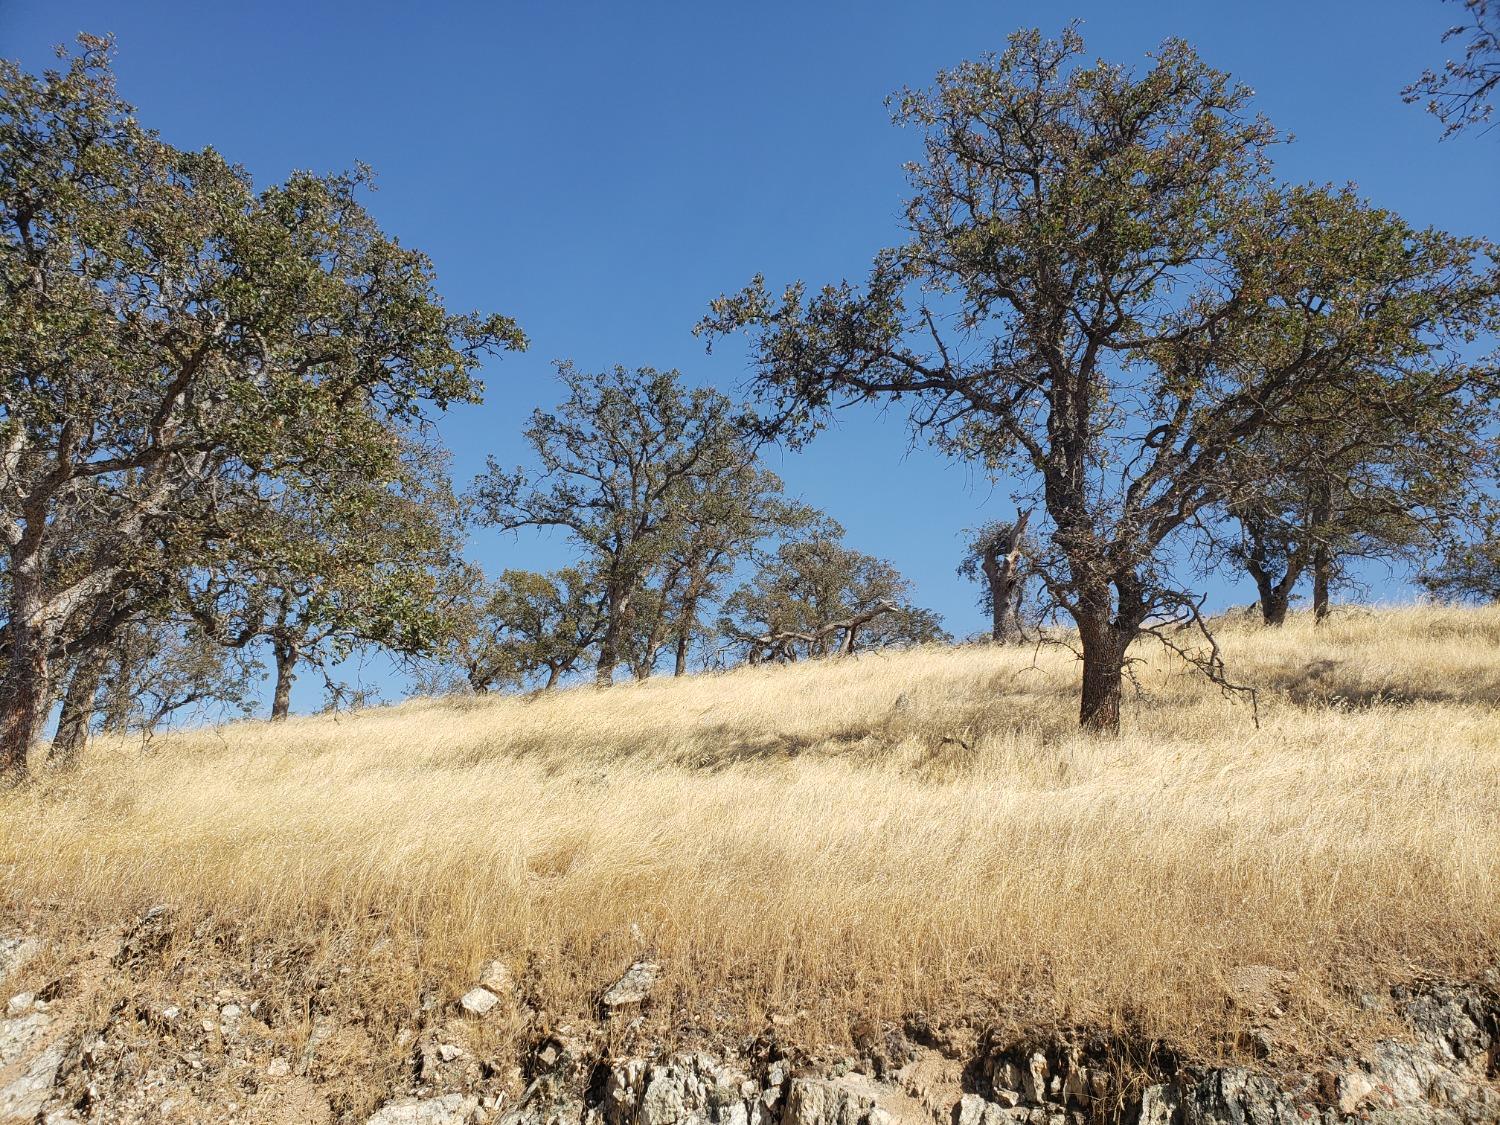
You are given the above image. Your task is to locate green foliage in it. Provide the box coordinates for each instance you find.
[720,522,947,662]
[0,38,522,766]
[473,363,803,683]
[699,26,1500,729]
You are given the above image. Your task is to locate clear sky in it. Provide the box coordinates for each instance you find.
[3,1,1497,708]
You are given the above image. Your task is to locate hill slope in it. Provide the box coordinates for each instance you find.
[2,605,1498,1121]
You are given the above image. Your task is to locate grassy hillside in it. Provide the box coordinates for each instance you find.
[3,604,1499,1063]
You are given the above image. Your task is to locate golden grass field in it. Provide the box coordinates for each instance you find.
[3,604,1498,1062]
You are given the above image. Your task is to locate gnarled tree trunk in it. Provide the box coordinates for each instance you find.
[49,645,106,769]
[1078,618,1129,735]
[981,510,1031,642]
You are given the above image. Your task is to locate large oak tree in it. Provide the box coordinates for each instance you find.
[701,29,1500,733]
[0,40,522,778]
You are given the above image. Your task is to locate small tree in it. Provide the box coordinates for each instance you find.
[701,29,1500,733]
[719,524,946,663]
[0,40,521,778]
[473,364,769,685]
[188,441,466,720]
[1211,376,1490,625]
[417,565,602,694]
[1405,0,1500,136]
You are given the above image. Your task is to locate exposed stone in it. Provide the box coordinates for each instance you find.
[366,1092,479,1124]
[460,987,500,1017]
[5,992,34,1017]
[0,1015,68,1122]
[601,961,662,1009]
[0,937,41,985]
[479,960,513,994]
[267,1056,291,1077]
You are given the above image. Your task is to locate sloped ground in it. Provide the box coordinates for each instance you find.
[1,605,1498,1122]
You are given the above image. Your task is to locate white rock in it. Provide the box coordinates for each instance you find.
[601,960,662,1008]
[0,937,41,984]
[267,1057,291,1077]
[438,1042,466,1062]
[160,1005,181,1019]
[5,992,34,1017]
[365,1092,480,1124]
[459,987,499,1016]
[220,1003,243,1020]
[0,1035,68,1122]
[478,959,512,993]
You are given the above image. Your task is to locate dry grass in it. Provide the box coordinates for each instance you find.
[3,603,1499,1060]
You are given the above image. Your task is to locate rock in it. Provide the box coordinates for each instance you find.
[439,1043,467,1062]
[1225,964,1296,1014]
[5,992,34,1017]
[366,1093,480,1124]
[783,1075,895,1125]
[267,1056,291,1077]
[220,1003,243,1020]
[160,1004,180,1020]
[479,960,513,993]
[1136,1084,1180,1125]
[460,987,500,1017]
[0,937,41,985]
[601,961,662,1009]
[0,1014,68,1122]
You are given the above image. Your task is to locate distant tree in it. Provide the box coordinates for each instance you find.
[958,511,1032,642]
[417,565,602,694]
[632,464,815,677]
[700,29,1500,733]
[188,442,466,720]
[1405,0,1500,136]
[1212,377,1492,625]
[473,364,771,685]
[0,40,522,779]
[1420,521,1500,602]
[720,524,946,663]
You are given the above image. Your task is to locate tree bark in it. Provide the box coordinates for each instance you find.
[981,510,1031,642]
[0,617,49,784]
[49,645,106,769]
[270,642,297,721]
[1312,545,1331,624]
[596,584,631,687]
[1078,620,1127,735]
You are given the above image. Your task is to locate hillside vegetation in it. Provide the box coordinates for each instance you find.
[3,605,1499,1064]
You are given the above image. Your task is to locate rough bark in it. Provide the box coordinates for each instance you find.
[1312,545,1331,624]
[49,645,106,769]
[980,511,1031,642]
[0,615,49,784]
[270,642,297,721]
[596,584,631,687]
[1078,620,1127,735]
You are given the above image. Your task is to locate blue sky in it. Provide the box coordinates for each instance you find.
[4,1,1497,708]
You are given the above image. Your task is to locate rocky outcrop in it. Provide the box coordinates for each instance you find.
[2,911,1498,1125]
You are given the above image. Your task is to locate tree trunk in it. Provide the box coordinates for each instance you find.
[982,510,1030,642]
[1312,545,1331,624]
[1078,620,1127,735]
[596,585,631,687]
[270,642,297,721]
[49,645,106,769]
[1258,585,1291,627]
[0,615,50,784]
